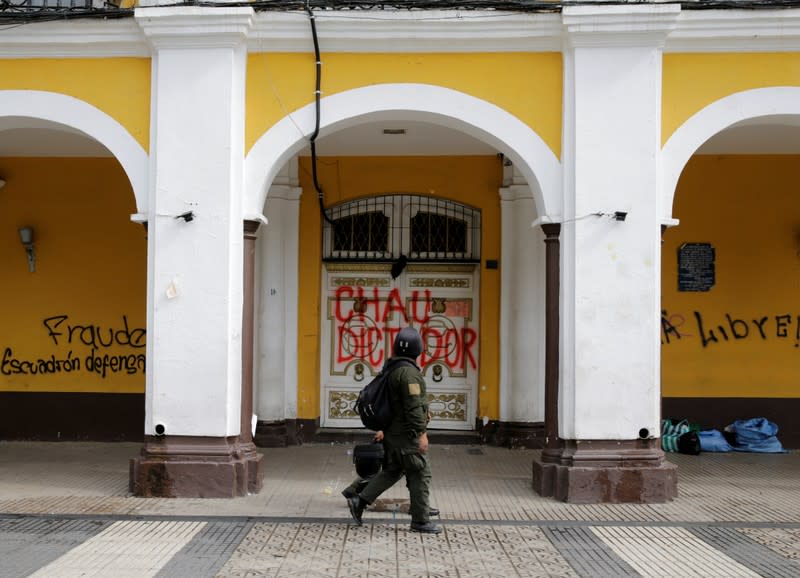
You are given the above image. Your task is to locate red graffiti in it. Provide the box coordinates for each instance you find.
[337,323,385,367]
[383,289,406,322]
[410,290,432,323]
[333,285,477,373]
[335,287,436,325]
[334,285,354,322]
[419,326,478,370]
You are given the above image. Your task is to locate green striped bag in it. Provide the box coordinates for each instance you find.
[661,419,690,452]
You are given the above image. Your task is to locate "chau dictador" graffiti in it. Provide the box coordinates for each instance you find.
[332,285,477,372]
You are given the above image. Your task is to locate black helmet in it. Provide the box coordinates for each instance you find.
[393,326,423,359]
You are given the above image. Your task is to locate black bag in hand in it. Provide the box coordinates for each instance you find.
[353,442,385,478]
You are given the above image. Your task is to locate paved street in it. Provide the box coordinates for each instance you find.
[0,442,798,577]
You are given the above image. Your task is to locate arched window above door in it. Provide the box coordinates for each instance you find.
[323,194,481,263]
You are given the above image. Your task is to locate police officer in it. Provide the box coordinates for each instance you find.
[347,326,441,534]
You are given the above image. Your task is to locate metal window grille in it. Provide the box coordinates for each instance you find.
[411,212,467,256]
[323,194,480,263]
[333,211,389,254]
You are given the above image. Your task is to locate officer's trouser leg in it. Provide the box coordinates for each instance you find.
[345,477,370,496]
[405,453,432,524]
[359,463,403,504]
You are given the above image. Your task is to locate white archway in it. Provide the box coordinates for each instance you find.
[0,90,148,213]
[661,86,800,222]
[244,83,561,219]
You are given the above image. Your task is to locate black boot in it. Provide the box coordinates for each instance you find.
[410,521,441,534]
[347,496,367,526]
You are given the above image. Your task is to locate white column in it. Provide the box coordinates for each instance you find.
[137,6,253,438]
[255,162,302,421]
[499,178,546,423]
[560,5,679,441]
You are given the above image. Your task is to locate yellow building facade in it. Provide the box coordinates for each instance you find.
[0,2,798,501]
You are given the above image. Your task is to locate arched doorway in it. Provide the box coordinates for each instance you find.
[245,83,561,441]
[0,91,148,441]
[661,87,800,448]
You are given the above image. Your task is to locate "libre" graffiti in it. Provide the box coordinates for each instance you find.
[662,309,800,348]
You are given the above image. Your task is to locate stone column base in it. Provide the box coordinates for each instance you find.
[532,440,677,503]
[491,421,545,448]
[130,435,264,498]
[235,441,265,495]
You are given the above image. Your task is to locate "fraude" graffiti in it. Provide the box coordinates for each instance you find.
[1,314,146,379]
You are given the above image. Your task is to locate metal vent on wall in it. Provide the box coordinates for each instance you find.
[323,194,481,263]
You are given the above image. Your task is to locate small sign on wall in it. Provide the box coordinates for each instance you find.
[678,243,716,292]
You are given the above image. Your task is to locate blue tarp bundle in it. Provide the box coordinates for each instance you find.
[666,417,786,454]
[698,429,733,452]
[727,417,786,453]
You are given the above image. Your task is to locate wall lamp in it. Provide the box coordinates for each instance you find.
[18,226,36,273]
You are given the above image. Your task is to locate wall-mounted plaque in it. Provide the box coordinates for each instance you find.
[678,243,715,292]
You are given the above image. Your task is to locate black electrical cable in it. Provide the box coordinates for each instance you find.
[305,0,336,225]
[190,0,800,11]
[0,5,132,25]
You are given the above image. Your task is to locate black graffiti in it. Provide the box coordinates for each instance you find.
[693,312,800,348]
[1,347,81,376]
[1,347,146,379]
[42,315,146,349]
[661,310,688,344]
[84,348,146,378]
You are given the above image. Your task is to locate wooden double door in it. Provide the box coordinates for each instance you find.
[321,263,479,430]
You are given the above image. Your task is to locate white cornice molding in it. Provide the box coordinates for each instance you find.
[499,185,534,203]
[247,10,564,53]
[135,6,254,50]
[532,214,561,228]
[666,9,800,52]
[0,18,148,58]
[563,4,681,48]
[3,7,800,57]
[266,185,303,202]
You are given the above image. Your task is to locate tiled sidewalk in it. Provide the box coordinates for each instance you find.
[0,442,798,577]
[2,515,799,576]
[1,442,798,524]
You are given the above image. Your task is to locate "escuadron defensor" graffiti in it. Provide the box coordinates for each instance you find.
[1,314,146,378]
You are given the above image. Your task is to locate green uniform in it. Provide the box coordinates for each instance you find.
[344,476,369,496]
[359,359,432,524]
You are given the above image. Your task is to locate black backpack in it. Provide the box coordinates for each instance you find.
[354,358,416,431]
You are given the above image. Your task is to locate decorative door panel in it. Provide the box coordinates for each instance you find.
[321,263,478,430]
